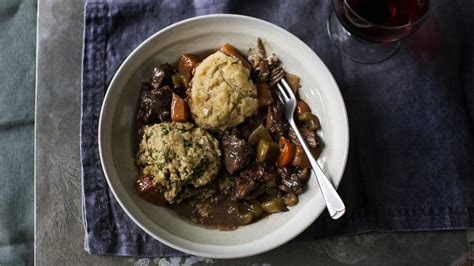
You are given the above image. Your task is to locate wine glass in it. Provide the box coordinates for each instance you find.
[327,0,437,63]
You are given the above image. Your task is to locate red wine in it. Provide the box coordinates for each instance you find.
[334,0,431,43]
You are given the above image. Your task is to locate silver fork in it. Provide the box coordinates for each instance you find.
[276,78,346,219]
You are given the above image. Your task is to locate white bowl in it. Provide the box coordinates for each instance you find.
[99,14,349,259]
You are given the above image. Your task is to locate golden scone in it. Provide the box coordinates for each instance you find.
[189,51,258,130]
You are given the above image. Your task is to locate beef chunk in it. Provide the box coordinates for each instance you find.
[240,162,265,181]
[232,163,278,200]
[150,63,175,89]
[265,102,288,139]
[277,167,290,180]
[278,167,303,194]
[257,37,267,57]
[245,185,266,200]
[233,177,259,200]
[288,127,320,149]
[295,168,311,183]
[222,131,253,174]
[261,165,279,188]
[269,65,286,87]
[137,83,173,124]
[258,60,270,82]
[235,121,253,141]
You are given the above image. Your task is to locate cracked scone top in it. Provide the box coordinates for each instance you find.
[189,51,258,130]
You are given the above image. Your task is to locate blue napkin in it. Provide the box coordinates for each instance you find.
[81,0,474,257]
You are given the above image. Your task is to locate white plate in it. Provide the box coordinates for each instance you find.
[98,14,349,259]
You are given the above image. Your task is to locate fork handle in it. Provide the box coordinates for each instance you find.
[289,120,346,219]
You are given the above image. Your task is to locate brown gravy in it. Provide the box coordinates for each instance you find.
[169,193,240,230]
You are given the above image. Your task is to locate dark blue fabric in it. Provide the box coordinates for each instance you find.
[81,0,474,257]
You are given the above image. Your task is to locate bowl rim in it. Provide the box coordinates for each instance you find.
[98,13,349,258]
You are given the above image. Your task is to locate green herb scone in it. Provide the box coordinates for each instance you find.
[138,122,221,203]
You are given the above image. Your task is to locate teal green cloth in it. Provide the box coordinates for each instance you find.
[0,0,35,265]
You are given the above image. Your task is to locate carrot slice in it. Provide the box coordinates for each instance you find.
[171,93,189,122]
[278,137,296,167]
[220,43,252,69]
[136,175,166,206]
[178,53,200,78]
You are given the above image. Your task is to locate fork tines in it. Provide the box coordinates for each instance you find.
[276,78,296,103]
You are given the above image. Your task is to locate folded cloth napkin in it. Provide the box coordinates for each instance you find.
[81,0,474,257]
